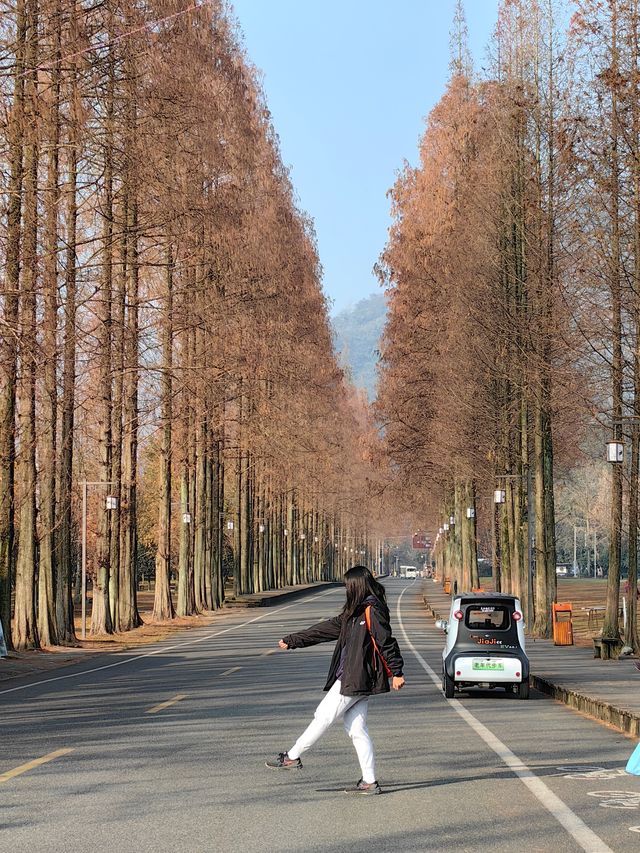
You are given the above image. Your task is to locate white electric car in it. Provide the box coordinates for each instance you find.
[436,593,530,700]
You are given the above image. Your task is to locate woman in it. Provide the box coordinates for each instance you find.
[266,566,405,795]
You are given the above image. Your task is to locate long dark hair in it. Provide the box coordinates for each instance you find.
[341,566,387,622]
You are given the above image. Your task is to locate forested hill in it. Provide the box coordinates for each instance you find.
[332,293,387,401]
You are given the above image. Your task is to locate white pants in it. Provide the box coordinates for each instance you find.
[288,680,376,783]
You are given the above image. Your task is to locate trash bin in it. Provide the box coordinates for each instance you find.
[443,578,452,595]
[552,602,574,646]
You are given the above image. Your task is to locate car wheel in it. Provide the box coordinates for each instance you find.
[517,678,529,700]
[443,669,455,698]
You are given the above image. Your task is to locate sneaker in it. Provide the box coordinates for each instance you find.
[344,779,382,795]
[265,752,303,769]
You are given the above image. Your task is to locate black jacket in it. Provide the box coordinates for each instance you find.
[282,597,404,697]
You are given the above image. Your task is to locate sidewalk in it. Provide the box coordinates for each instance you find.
[421,580,640,737]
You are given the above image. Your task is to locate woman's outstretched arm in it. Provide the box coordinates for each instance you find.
[280,615,342,649]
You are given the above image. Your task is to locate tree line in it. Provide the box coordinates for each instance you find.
[377,0,640,649]
[0,0,384,651]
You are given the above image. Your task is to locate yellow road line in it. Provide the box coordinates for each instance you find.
[220,666,242,676]
[146,693,187,714]
[0,748,74,784]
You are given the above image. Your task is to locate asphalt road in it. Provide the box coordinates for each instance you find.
[1,580,640,853]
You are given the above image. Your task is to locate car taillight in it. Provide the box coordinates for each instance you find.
[454,610,464,621]
[512,611,522,622]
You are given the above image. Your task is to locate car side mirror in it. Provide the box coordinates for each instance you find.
[435,619,448,632]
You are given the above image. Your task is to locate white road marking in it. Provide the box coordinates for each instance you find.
[629,825,640,832]
[0,589,340,697]
[555,766,609,775]
[587,791,640,809]
[220,667,242,676]
[396,588,613,853]
[555,766,629,781]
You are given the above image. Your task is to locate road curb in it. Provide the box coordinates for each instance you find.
[421,591,640,738]
[423,593,442,621]
[224,581,342,608]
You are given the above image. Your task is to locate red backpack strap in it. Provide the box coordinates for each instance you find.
[365,605,393,678]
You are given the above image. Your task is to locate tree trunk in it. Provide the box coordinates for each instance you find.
[0,0,27,652]
[461,481,478,591]
[108,205,126,628]
[153,248,175,621]
[194,413,207,611]
[118,192,141,632]
[603,0,623,642]
[626,0,640,654]
[38,0,62,647]
[628,424,640,650]
[56,49,79,644]
[217,434,225,605]
[240,450,252,593]
[532,403,551,637]
[13,0,40,650]
[94,22,115,637]
[177,397,193,617]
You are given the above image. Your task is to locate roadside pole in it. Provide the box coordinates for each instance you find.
[81,481,87,639]
[527,464,535,629]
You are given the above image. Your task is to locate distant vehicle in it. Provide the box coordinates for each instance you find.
[405,568,417,579]
[399,564,416,578]
[436,593,530,700]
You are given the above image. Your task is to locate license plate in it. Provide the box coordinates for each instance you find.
[472,660,505,672]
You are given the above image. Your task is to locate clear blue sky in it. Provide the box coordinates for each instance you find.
[231,0,501,315]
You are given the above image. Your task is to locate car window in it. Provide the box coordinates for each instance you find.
[465,605,510,631]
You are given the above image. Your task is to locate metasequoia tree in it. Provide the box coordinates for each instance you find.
[12,0,39,649]
[567,0,640,649]
[38,0,63,647]
[378,0,576,636]
[0,0,384,648]
[379,0,640,649]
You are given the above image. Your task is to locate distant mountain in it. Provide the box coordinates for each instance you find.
[332,293,387,401]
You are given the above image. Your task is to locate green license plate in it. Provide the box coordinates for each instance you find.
[472,660,505,672]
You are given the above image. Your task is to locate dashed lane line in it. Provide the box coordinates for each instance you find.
[220,666,242,676]
[146,693,187,714]
[396,587,613,853]
[0,749,75,784]
[0,588,340,698]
